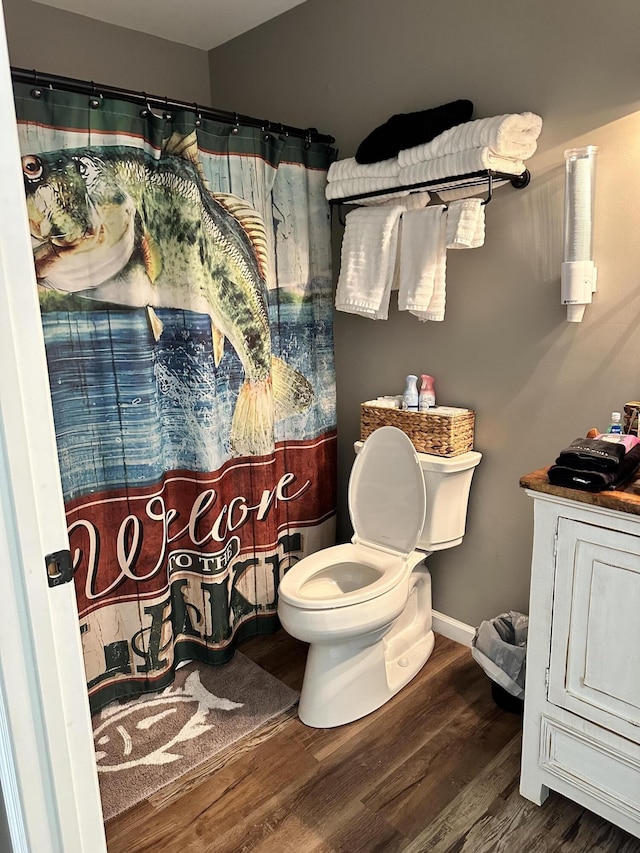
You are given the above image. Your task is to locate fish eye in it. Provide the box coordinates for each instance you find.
[22,155,43,181]
[75,158,99,184]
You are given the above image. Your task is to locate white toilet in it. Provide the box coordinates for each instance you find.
[277,425,482,728]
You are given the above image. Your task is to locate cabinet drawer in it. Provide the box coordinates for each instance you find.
[549,519,640,743]
[540,715,640,825]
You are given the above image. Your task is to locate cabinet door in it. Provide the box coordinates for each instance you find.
[548,518,640,744]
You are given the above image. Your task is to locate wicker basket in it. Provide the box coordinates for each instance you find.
[360,403,475,457]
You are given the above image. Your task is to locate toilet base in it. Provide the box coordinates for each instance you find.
[298,568,435,728]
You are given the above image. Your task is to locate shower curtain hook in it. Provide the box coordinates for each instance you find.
[89,81,101,110]
[193,103,202,128]
[263,121,272,142]
[163,96,172,122]
[231,113,240,135]
[31,69,42,99]
[304,129,312,150]
[140,92,150,118]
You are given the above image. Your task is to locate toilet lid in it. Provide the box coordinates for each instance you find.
[349,426,426,556]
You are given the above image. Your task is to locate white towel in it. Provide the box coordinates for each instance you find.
[400,148,525,190]
[398,149,526,186]
[325,176,404,202]
[446,199,485,249]
[328,156,400,182]
[335,206,403,319]
[398,112,543,166]
[398,206,448,321]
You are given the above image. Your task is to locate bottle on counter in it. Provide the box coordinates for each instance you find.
[402,375,419,411]
[418,375,436,412]
[607,412,623,435]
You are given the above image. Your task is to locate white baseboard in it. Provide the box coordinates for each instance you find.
[433,610,475,647]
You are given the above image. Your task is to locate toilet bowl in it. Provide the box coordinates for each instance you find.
[277,425,481,729]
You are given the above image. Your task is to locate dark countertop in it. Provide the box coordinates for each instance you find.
[520,466,640,516]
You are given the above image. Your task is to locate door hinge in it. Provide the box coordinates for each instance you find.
[553,530,558,558]
[45,549,75,587]
[544,667,550,689]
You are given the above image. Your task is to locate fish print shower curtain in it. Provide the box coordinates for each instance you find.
[13,83,337,713]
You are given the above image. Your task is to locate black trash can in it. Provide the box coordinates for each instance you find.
[471,611,528,714]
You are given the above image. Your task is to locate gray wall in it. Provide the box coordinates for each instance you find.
[3,0,211,104]
[208,0,640,626]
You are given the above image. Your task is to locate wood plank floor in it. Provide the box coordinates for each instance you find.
[105,631,640,853]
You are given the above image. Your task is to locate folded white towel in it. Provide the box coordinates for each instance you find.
[325,176,404,202]
[398,149,526,186]
[398,112,543,166]
[398,205,448,321]
[446,199,485,249]
[328,156,400,182]
[335,206,404,319]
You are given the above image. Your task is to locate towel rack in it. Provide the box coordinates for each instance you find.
[329,168,530,224]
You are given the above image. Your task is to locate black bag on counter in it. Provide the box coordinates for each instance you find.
[548,442,640,491]
[555,437,625,472]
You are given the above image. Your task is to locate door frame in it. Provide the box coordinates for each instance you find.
[0,3,106,850]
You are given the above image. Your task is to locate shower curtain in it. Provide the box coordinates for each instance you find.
[13,82,337,713]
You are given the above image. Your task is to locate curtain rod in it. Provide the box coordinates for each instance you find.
[10,66,335,146]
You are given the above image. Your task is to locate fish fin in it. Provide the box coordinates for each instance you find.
[211,322,225,367]
[230,379,274,457]
[147,306,164,341]
[141,231,163,282]
[272,356,314,421]
[163,130,209,187]
[212,193,270,284]
[163,137,269,282]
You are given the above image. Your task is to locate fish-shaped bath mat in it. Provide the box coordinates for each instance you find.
[93,652,299,821]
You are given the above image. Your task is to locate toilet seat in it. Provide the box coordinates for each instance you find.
[278,542,412,609]
[278,427,427,611]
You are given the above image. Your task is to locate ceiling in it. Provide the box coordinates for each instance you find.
[32,0,309,51]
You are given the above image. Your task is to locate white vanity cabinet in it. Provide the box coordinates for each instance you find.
[519,472,640,839]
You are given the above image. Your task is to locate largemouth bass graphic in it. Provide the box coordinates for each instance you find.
[21,132,313,457]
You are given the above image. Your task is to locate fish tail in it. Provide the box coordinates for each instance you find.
[272,356,314,420]
[230,359,314,456]
[230,378,275,457]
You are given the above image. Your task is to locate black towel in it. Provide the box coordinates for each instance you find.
[548,443,640,492]
[355,99,474,165]
[555,437,626,472]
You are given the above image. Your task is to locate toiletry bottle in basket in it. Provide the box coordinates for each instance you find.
[419,375,436,412]
[403,375,419,411]
[607,412,623,434]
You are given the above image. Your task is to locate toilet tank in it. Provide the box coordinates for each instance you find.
[417,450,482,551]
[353,441,481,553]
